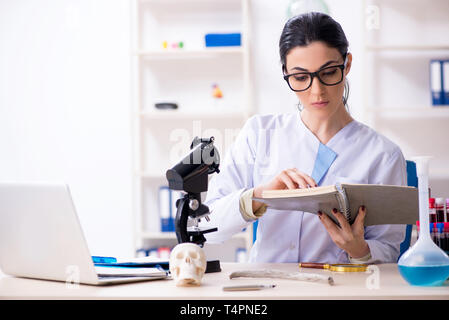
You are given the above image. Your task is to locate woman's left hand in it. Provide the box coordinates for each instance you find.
[318,206,370,259]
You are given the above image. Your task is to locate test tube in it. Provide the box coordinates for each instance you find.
[429,198,437,223]
[416,220,420,240]
[440,223,447,252]
[443,222,449,253]
[436,223,441,248]
[436,198,445,223]
[446,199,449,223]
[436,223,444,249]
[430,223,437,245]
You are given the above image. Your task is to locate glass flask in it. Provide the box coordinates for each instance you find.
[397,156,449,286]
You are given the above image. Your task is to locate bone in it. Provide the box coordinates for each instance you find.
[169,243,207,287]
[229,269,334,286]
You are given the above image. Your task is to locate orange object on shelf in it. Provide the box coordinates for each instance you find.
[212,84,223,98]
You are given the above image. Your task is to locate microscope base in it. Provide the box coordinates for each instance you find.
[205,260,221,273]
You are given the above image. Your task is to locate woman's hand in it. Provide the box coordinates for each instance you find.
[318,206,370,259]
[252,168,317,212]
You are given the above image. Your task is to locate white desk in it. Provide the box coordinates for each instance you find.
[0,263,448,300]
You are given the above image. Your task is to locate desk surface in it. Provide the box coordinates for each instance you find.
[1,263,448,300]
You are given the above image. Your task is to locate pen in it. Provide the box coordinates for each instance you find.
[222,284,276,291]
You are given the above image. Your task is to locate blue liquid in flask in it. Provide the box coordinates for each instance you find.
[398,265,449,286]
[397,156,449,287]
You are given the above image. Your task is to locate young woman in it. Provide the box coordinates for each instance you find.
[200,12,406,264]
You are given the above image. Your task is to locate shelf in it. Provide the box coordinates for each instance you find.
[367,106,449,117]
[141,0,242,4]
[141,232,177,240]
[138,172,166,180]
[139,110,247,121]
[135,47,245,60]
[365,45,449,52]
[131,0,252,259]
[429,170,449,180]
[141,231,250,241]
[139,0,243,10]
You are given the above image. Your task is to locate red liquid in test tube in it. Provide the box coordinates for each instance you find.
[436,198,445,223]
[429,198,437,223]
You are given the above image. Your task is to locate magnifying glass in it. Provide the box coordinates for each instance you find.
[298,262,368,272]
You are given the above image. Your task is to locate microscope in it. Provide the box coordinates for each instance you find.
[166,136,221,272]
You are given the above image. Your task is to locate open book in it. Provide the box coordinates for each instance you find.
[253,183,419,226]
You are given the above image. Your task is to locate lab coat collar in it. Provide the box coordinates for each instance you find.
[311,142,337,185]
[295,111,357,149]
[295,111,357,185]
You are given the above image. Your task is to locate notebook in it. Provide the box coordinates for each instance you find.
[253,183,419,226]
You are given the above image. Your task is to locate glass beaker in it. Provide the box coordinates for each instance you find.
[398,156,449,286]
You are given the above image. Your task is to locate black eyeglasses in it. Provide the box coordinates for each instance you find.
[283,58,347,92]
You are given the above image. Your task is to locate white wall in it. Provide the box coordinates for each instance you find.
[3,0,444,259]
[0,0,133,257]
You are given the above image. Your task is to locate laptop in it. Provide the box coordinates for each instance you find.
[0,182,169,285]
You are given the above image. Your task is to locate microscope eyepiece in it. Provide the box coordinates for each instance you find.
[166,136,220,193]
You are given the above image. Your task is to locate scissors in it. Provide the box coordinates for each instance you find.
[298,262,368,272]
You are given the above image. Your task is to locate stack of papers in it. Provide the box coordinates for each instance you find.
[92,256,169,278]
[92,256,169,270]
[94,266,168,278]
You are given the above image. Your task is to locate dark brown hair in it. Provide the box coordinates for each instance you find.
[279,12,350,107]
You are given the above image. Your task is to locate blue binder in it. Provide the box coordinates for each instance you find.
[158,186,171,232]
[169,190,182,232]
[430,59,444,106]
[442,60,449,105]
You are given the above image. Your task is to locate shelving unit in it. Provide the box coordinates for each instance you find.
[130,0,254,262]
[362,0,449,185]
[135,47,245,59]
[365,45,449,52]
[366,107,449,118]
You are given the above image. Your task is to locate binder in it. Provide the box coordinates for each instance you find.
[235,248,247,263]
[430,59,444,106]
[443,60,449,105]
[135,248,147,258]
[158,186,171,232]
[147,248,159,258]
[158,247,171,260]
[170,190,183,231]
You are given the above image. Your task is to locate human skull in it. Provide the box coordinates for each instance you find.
[169,243,207,286]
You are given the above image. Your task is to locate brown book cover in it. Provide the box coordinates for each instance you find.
[253,183,419,226]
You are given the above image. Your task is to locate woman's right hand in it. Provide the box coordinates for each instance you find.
[252,168,317,212]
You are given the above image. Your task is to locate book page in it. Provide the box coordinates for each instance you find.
[341,184,419,226]
[254,188,343,226]
[261,185,338,198]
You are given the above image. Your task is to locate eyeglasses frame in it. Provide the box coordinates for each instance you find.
[283,54,348,92]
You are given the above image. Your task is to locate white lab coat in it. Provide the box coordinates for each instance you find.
[200,112,407,264]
